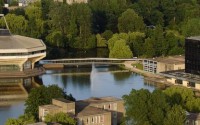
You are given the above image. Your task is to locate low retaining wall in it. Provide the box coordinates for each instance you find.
[0,67,45,78]
[43,64,64,69]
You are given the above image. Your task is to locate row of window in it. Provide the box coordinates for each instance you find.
[0,50,45,56]
[85,115,104,124]
[0,65,20,72]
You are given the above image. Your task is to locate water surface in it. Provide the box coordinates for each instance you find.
[0,65,155,124]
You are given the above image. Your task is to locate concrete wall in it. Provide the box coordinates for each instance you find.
[157,63,185,73]
[52,99,75,115]
[89,100,125,125]
[174,64,185,70]
[39,106,63,121]
[182,80,188,87]
[196,84,200,90]
[54,0,88,4]
[166,78,176,84]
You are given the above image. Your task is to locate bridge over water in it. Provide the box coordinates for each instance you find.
[40,58,142,68]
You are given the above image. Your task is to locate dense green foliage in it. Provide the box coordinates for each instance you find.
[164,86,200,112]
[123,86,200,125]
[25,85,75,120]
[2,0,200,58]
[109,39,133,58]
[5,114,35,125]
[45,112,76,125]
[123,88,186,125]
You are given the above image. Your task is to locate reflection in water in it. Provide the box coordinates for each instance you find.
[0,77,43,124]
[144,79,167,90]
[0,65,157,124]
[90,63,98,93]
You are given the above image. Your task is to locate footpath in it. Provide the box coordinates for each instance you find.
[123,61,171,87]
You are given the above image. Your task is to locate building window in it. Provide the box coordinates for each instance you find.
[92,117,94,123]
[78,118,82,125]
[23,78,31,87]
[108,104,111,109]
[113,112,117,118]
[185,120,189,125]
[87,117,90,124]
[0,65,20,72]
[43,109,49,117]
[23,61,32,69]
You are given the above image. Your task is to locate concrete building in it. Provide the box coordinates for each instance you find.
[159,37,200,90]
[143,56,185,74]
[76,97,125,125]
[185,36,200,75]
[54,0,88,4]
[0,14,46,77]
[76,105,111,125]
[39,99,75,121]
[186,113,200,125]
[39,97,125,125]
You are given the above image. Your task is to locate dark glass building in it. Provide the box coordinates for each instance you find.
[185,37,200,75]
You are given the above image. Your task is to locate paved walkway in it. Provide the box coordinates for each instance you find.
[123,61,170,85]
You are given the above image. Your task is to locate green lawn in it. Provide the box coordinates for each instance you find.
[131,63,143,70]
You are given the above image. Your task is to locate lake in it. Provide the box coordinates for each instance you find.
[0,64,156,124]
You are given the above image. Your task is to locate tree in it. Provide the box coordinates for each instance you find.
[96,34,107,47]
[5,114,35,125]
[0,14,27,35]
[109,39,133,58]
[181,18,200,37]
[45,112,76,125]
[25,85,75,120]
[128,32,145,56]
[74,3,93,49]
[164,86,200,112]
[123,89,151,125]
[48,3,70,47]
[164,30,185,56]
[107,34,120,50]
[144,37,155,57]
[41,0,53,20]
[164,105,186,125]
[164,86,194,107]
[46,31,64,47]
[25,2,45,38]
[123,88,186,125]
[118,9,145,33]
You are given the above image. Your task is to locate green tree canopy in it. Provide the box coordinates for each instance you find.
[181,18,200,37]
[109,39,133,58]
[118,9,145,33]
[25,85,75,120]
[45,112,76,125]
[123,88,186,125]
[5,114,35,125]
[164,86,200,112]
[164,105,186,125]
[0,14,27,35]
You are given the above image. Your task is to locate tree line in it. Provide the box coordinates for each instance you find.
[123,86,200,125]
[0,0,200,58]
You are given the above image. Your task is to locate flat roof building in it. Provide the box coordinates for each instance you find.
[0,14,46,77]
[185,36,200,75]
[54,0,88,4]
[143,56,185,74]
[159,36,200,90]
[39,97,125,125]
